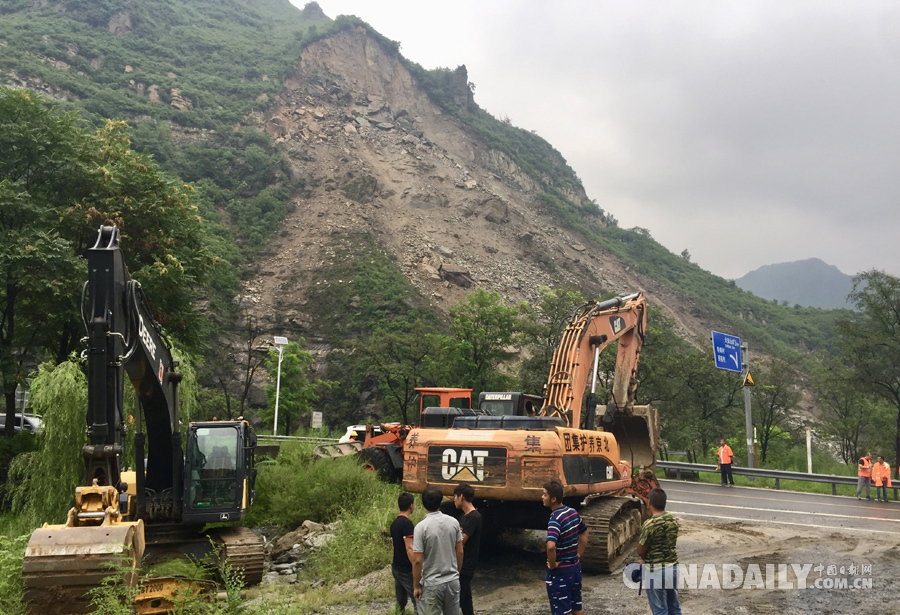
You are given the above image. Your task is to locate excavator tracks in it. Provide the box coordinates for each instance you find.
[579,496,646,573]
[210,526,265,586]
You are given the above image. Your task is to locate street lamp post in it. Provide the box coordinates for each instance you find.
[272,336,288,436]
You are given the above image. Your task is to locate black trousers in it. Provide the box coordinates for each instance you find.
[392,564,417,614]
[720,462,734,485]
[460,571,475,615]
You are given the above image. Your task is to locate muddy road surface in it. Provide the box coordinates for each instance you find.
[317,486,900,615]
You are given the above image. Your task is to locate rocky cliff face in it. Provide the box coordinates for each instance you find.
[239,26,711,345]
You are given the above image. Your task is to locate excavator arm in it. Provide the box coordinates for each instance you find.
[84,225,184,517]
[542,292,647,430]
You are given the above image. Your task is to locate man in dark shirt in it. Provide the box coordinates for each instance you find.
[390,492,418,614]
[453,483,482,615]
[542,480,588,615]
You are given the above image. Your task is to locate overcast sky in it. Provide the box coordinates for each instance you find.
[294,1,900,280]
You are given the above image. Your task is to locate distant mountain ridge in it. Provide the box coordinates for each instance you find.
[735,258,855,309]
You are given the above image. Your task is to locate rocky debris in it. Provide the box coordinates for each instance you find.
[108,12,132,36]
[260,520,339,584]
[439,263,473,288]
[331,566,392,595]
[224,24,712,374]
[147,85,160,102]
[169,88,192,109]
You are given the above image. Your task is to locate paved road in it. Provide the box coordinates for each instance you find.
[659,479,900,535]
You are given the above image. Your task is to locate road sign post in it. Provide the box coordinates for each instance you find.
[711,331,754,469]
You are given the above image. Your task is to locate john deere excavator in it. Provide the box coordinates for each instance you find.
[402,292,660,572]
[21,226,264,614]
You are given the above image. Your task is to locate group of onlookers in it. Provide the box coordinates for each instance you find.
[389,484,482,615]
[389,481,683,615]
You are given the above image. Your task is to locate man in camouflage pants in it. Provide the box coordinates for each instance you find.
[637,488,682,615]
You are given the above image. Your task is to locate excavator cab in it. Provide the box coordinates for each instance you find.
[183,421,256,524]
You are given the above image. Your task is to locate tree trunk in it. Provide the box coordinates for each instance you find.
[4,390,16,437]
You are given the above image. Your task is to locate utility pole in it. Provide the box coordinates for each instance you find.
[272,336,288,436]
[742,342,754,468]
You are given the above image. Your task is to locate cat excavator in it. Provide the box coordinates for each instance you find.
[21,226,264,614]
[402,292,660,572]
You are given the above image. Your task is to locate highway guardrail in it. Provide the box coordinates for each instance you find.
[656,460,898,500]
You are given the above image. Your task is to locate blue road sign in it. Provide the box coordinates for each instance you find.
[711,331,742,373]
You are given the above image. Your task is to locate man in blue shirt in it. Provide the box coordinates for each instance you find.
[542,480,589,615]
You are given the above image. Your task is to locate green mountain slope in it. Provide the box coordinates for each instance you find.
[0,0,853,362]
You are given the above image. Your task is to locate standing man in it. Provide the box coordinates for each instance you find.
[453,483,482,615]
[413,486,464,615]
[390,492,418,615]
[872,455,892,502]
[857,452,873,500]
[637,487,682,615]
[718,439,735,486]
[541,480,588,615]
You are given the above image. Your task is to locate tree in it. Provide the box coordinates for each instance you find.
[812,354,880,464]
[262,339,329,435]
[837,270,900,470]
[751,358,801,463]
[357,320,447,425]
[0,88,212,436]
[448,289,520,395]
[517,286,585,395]
[663,344,744,459]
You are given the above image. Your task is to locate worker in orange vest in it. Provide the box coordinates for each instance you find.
[857,452,873,500]
[872,456,892,502]
[718,439,735,487]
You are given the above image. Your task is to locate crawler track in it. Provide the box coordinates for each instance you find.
[579,496,646,573]
[210,526,265,585]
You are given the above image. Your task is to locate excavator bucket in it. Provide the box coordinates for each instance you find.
[22,519,145,615]
[608,404,659,470]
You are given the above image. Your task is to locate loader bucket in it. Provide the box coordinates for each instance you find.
[22,520,144,615]
[313,441,362,460]
[608,404,659,470]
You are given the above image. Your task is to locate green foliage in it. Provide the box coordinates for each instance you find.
[447,288,520,396]
[582,224,851,358]
[355,320,449,425]
[0,0,329,128]
[302,479,400,583]
[837,270,900,469]
[751,358,802,463]
[87,562,142,615]
[0,88,213,429]
[8,360,87,528]
[0,533,28,615]
[262,339,331,435]
[309,233,437,340]
[246,441,390,528]
[517,286,586,395]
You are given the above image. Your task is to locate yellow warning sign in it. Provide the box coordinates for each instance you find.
[743,371,755,387]
[451,466,479,482]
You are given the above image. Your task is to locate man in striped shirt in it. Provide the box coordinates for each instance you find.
[542,480,589,615]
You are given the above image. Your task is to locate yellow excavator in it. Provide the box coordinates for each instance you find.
[21,226,263,614]
[402,292,660,572]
